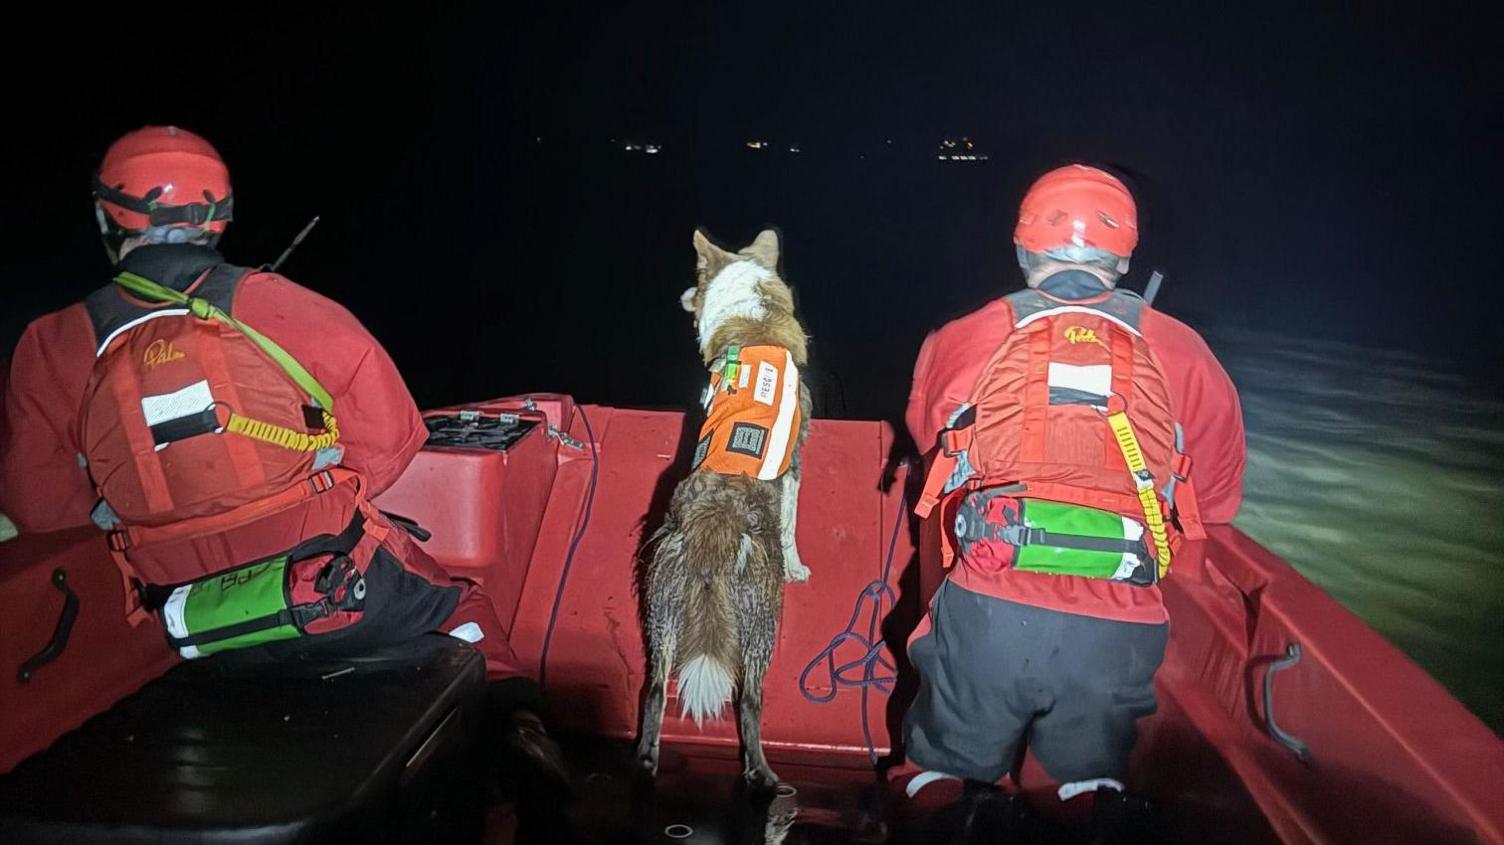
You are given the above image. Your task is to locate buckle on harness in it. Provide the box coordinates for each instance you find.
[1173,452,1193,481]
[308,470,337,494]
[314,555,367,611]
[953,488,1017,556]
[290,599,335,629]
[1133,469,1155,491]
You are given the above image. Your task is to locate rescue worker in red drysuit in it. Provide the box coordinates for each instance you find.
[894,164,1246,833]
[0,127,567,806]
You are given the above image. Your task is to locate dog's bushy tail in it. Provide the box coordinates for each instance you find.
[674,499,759,726]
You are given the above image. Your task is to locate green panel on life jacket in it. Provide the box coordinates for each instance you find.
[164,557,302,658]
[1014,499,1150,583]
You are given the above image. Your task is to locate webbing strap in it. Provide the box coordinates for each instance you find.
[1107,325,1135,471]
[225,409,340,452]
[108,469,352,553]
[1106,411,1173,578]
[106,468,363,626]
[1019,527,1147,556]
[914,451,957,520]
[113,271,335,412]
[1021,326,1051,463]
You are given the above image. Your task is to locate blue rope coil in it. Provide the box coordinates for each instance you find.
[797,463,909,765]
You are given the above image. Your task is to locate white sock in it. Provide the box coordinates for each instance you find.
[1058,778,1125,802]
[906,770,962,798]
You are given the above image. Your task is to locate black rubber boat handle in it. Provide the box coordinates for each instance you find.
[17,568,80,683]
[1263,642,1312,763]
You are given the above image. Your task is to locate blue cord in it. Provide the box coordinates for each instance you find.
[797,463,909,765]
[537,403,598,691]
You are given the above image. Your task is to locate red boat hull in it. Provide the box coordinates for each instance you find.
[3,395,1500,843]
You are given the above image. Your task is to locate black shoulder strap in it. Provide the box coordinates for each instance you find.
[1005,286,1148,333]
[85,264,249,353]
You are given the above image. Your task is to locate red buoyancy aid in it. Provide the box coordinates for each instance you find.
[82,266,342,527]
[692,345,802,480]
[915,285,1204,575]
[80,266,351,617]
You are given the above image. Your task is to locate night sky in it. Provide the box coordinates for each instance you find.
[8,4,1501,419]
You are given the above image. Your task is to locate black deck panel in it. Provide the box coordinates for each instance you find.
[0,634,487,844]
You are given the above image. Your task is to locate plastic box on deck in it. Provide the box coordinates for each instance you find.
[373,397,568,628]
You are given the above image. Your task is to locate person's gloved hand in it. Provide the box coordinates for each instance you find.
[0,513,16,543]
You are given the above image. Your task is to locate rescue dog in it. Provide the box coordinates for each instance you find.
[635,228,813,791]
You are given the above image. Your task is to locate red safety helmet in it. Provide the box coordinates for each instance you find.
[1013,164,1137,259]
[94,126,233,242]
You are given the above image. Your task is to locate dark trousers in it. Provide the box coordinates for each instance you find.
[904,580,1168,784]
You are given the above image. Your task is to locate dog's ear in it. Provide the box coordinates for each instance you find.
[680,286,697,313]
[692,228,718,271]
[741,228,780,271]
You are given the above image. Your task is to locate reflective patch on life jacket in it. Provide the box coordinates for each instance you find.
[726,422,769,457]
[96,309,191,357]
[1046,362,1111,406]
[141,379,219,447]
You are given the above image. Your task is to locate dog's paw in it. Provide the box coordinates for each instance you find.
[634,748,659,779]
[744,764,780,794]
[783,559,811,583]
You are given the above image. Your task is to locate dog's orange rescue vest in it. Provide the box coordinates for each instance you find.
[692,345,802,480]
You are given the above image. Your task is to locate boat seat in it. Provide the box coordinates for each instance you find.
[0,634,488,845]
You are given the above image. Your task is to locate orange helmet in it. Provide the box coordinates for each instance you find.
[1013,164,1137,259]
[93,126,233,245]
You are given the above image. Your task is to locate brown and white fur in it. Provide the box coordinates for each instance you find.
[635,228,813,792]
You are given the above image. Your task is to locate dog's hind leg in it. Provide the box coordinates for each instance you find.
[636,537,683,778]
[636,639,673,776]
[737,578,780,792]
[738,660,778,792]
[779,472,810,583]
[635,625,674,778]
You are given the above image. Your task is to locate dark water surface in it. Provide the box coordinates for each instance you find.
[1209,327,1504,731]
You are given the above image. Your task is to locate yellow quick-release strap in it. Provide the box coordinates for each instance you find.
[1107,411,1173,579]
[114,271,340,453]
[225,409,340,452]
